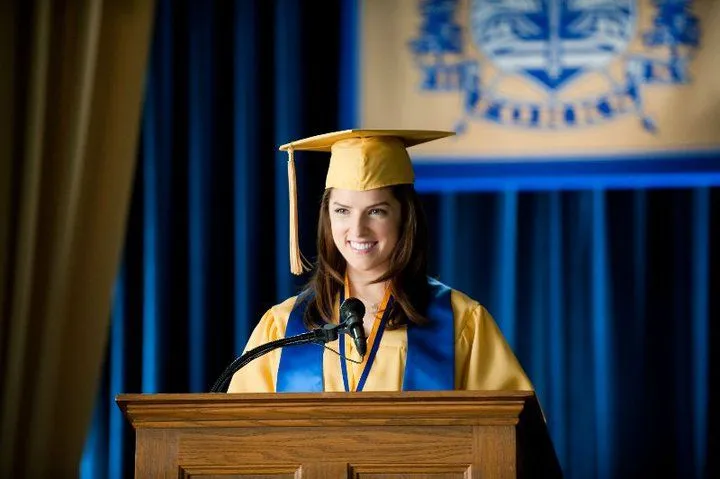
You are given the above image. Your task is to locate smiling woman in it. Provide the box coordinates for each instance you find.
[226,129,534,394]
[327,188,401,337]
[329,188,400,279]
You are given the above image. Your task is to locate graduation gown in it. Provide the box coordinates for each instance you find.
[227,282,533,393]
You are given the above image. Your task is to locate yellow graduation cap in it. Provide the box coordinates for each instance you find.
[279,129,455,275]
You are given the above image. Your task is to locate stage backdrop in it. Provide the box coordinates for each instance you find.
[80,2,717,479]
[345,0,720,189]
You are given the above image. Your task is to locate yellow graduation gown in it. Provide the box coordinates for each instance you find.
[227,288,533,393]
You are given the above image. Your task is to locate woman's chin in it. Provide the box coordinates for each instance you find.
[344,258,389,277]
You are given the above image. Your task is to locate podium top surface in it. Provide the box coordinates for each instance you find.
[116,390,537,429]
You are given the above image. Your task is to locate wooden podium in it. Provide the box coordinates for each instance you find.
[117,390,562,478]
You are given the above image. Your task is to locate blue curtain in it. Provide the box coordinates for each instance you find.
[81,1,718,478]
[421,188,718,478]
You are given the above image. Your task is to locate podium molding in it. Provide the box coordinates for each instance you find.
[117,390,561,478]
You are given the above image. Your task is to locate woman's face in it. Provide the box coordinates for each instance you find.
[328,187,402,279]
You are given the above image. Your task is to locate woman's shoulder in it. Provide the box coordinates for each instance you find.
[268,294,302,315]
[428,277,491,334]
[449,287,483,314]
[271,294,307,318]
[255,294,303,336]
[428,276,485,315]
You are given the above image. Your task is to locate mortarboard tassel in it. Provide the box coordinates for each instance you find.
[287,147,311,275]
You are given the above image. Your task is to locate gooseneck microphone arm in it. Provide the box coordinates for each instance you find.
[211,297,368,393]
[210,323,343,393]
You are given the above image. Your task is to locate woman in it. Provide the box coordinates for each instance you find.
[227,129,532,393]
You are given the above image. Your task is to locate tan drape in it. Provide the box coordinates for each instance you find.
[0,0,156,476]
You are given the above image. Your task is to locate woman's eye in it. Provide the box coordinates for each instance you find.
[334,208,348,215]
[369,208,387,216]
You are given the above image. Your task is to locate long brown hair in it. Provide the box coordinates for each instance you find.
[300,184,430,330]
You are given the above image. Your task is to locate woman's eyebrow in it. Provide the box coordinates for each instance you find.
[366,201,390,208]
[331,201,391,209]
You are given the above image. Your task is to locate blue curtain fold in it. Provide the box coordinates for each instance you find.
[81,1,718,478]
[421,188,718,479]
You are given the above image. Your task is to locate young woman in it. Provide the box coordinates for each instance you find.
[227,130,532,393]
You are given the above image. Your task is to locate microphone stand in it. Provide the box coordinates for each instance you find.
[210,322,347,393]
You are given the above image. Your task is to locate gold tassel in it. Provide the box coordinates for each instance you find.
[287,147,311,275]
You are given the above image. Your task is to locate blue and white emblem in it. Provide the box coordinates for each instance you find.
[409,0,700,133]
[471,0,635,89]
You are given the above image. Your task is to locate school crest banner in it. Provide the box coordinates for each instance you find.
[345,0,720,189]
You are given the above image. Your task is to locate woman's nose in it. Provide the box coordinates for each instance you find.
[349,214,370,237]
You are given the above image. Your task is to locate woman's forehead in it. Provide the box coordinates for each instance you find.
[328,187,397,206]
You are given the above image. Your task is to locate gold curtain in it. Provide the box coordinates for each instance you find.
[0,0,155,476]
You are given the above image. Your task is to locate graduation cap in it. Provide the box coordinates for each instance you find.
[279,129,455,275]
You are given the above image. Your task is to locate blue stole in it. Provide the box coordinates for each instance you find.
[276,277,455,392]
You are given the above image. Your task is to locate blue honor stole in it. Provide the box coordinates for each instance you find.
[276,277,455,392]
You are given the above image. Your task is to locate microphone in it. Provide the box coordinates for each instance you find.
[340,297,367,357]
[210,322,342,392]
[210,298,367,393]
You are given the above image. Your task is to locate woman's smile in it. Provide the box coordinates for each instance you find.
[347,240,378,254]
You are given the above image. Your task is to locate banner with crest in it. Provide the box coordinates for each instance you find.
[349,0,720,188]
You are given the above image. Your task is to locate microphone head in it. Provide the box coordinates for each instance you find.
[340,297,365,321]
[340,297,367,357]
[355,336,367,357]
